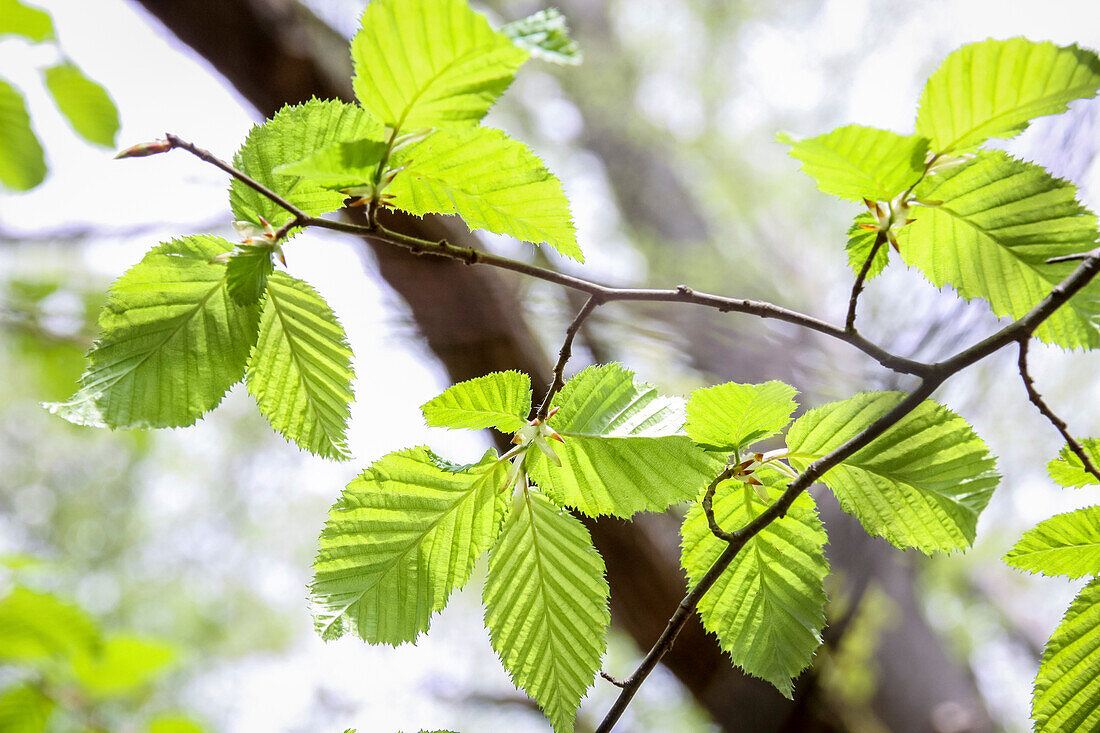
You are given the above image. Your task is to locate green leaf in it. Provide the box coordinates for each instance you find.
[0,587,99,663]
[1032,577,1100,732]
[247,272,354,460]
[389,127,581,261]
[351,0,528,131]
[896,151,1100,350]
[1049,439,1100,487]
[527,364,726,518]
[501,8,581,66]
[0,686,53,733]
[226,244,275,306]
[1005,506,1100,579]
[274,139,390,191]
[686,380,798,452]
[46,236,260,429]
[916,38,1100,154]
[147,715,207,733]
[778,125,928,202]
[231,99,383,227]
[786,392,999,554]
[43,62,119,148]
[421,371,531,433]
[484,489,609,733]
[312,448,507,644]
[846,212,889,280]
[681,470,829,697]
[0,77,45,191]
[0,0,52,42]
[72,635,176,697]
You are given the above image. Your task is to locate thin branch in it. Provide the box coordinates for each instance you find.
[600,671,628,688]
[595,252,1100,732]
[535,295,601,419]
[701,465,738,543]
[160,133,930,377]
[1017,337,1100,483]
[845,231,885,333]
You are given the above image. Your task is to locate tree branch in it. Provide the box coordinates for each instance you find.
[701,465,738,543]
[845,231,885,333]
[535,295,601,419]
[1017,337,1100,483]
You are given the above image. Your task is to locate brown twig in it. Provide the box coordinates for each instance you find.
[1017,337,1100,483]
[845,231,886,333]
[701,465,738,543]
[535,295,601,419]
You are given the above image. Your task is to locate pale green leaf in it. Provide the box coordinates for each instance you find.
[247,272,354,460]
[351,0,528,131]
[896,151,1100,350]
[1032,577,1100,732]
[231,99,383,227]
[484,489,609,733]
[0,0,54,42]
[0,587,99,662]
[846,212,889,280]
[1005,506,1100,579]
[226,244,274,306]
[1049,439,1100,487]
[46,236,260,429]
[528,364,726,518]
[390,127,580,261]
[0,77,45,191]
[421,371,531,433]
[681,470,828,697]
[778,125,928,202]
[147,715,207,733]
[313,448,507,644]
[501,8,581,66]
[0,686,53,733]
[43,62,119,147]
[274,139,389,191]
[72,635,176,697]
[916,38,1100,154]
[786,392,999,554]
[686,380,798,452]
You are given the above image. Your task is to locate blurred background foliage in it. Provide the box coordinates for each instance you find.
[3,0,1100,731]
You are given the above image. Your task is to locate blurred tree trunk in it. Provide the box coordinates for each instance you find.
[128,1,993,730]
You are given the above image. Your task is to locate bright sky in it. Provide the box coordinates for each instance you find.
[5,0,1100,730]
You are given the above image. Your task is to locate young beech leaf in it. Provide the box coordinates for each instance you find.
[786,392,999,554]
[312,448,508,645]
[421,371,531,433]
[225,244,274,306]
[845,212,889,280]
[501,8,582,66]
[484,489,609,733]
[686,380,798,452]
[916,38,1100,154]
[681,469,829,698]
[246,272,354,460]
[1005,506,1100,579]
[47,236,260,429]
[231,99,383,228]
[0,77,46,191]
[274,139,390,191]
[389,127,581,261]
[896,151,1100,350]
[1032,577,1100,732]
[1049,439,1100,487]
[0,586,101,662]
[43,62,119,148]
[0,0,55,42]
[526,363,726,518]
[778,125,928,203]
[351,0,528,132]
[0,685,53,733]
